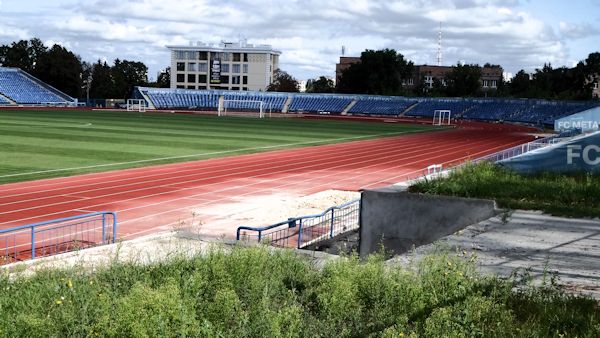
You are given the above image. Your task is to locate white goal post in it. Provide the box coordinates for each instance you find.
[433,110,451,125]
[127,99,147,112]
[218,99,267,118]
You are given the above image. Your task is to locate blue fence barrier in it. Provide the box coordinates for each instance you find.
[236,200,360,249]
[0,212,117,264]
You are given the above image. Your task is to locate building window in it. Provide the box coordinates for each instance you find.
[231,86,240,90]
[243,53,248,62]
[187,74,196,83]
[176,85,185,89]
[232,64,241,73]
[243,87,248,91]
[231,75,241,85]
[198,86,207,90]
[198,63,208,72]
[233,53,241,62]
[221,64,230,73]
[483,80,489,88]
[243,64,248,73]
[188,63,196,72]
[491,80,497,88]
[176,74,185,83]
[243,76,248,85]
[594,82,599,89]
[222,53,231,61]
[187,51,198,60]
[199,74,207,83]
[176,62,185,71]
[220,75,229,84]
[187,85,195,89]
[175,51,185,59]
[199,51,208,61]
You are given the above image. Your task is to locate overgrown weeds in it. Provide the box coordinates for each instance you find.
[1,246,598,337]
[410,162,600,218]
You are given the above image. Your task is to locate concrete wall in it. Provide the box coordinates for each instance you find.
[359,188,497,257]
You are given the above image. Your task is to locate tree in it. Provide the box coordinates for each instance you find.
[90,60,115,99]
[157,67,171,88]
[28,38,47,74]
[337,49,413,95]
[444,63,482,97]
[35,44,83,98]
[112,59,148,99]
[306,76,335,93]
[509,70,531,97]
[0,40,34,71]
[266,69,299,92]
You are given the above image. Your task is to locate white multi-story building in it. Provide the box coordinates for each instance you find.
[167,41,281,91]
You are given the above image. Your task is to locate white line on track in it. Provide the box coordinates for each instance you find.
[120,138,531,239]
[0,130,456,202]
[0,131,496,214]
[1,133,528,227]
[0,130,425,179]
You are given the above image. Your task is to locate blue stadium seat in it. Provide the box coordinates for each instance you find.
[137,86,600,126]
[0,68,74,104]
[288,94,353,113]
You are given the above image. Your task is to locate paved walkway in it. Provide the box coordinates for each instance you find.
[389,210,600,298]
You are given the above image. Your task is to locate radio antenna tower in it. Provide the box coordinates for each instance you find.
[436,22,443,66]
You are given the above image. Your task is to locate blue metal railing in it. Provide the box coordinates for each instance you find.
[0,212,117,264]
[236,200,360,249]
[473,130,582,164]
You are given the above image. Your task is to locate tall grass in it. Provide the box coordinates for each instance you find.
[0,246,598,337]
[410,162,600,218]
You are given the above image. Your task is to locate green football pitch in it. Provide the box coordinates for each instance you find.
[0,110,439,184]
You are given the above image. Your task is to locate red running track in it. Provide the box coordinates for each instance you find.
[0,123,536,246]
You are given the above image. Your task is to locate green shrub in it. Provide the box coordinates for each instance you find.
[1,246,599,337]
[410,162,600,218]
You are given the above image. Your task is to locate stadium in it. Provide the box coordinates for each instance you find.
[2,4,600,335]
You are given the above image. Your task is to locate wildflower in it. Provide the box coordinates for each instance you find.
[55,300,62,305]
[447,261,452,267]
[67,279,73,289]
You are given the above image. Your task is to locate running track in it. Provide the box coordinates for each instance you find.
[0,122,537,245]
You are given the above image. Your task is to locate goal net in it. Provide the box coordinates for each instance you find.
[127,99,147,112]
[218,99,267,118]
[433,110,451,126]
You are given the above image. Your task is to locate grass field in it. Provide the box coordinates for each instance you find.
[0,110,439,185]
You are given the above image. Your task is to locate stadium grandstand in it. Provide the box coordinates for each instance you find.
[0,67,76,106]
[135,86,600,127]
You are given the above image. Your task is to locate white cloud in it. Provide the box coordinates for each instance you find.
[0,0,596,80]
[559,21,599,39]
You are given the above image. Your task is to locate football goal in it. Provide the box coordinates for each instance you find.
[126,99,147,112]
[218,99,268,118]
[433,110,451,125]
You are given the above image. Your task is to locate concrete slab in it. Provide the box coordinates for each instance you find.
[387,210,600,298]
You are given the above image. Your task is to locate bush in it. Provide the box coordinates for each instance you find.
[410,162,600,218]
[0,246,599,337]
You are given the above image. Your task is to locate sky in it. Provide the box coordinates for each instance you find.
[0,0,599,81]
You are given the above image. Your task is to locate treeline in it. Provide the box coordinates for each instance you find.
[320,49,599,100]
[0,38,170,100]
